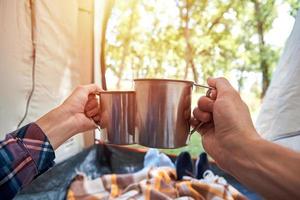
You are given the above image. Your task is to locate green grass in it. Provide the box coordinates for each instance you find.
[160,133,204,158]
[128,133,204,158]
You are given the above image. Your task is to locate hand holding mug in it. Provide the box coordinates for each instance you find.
[191,77,260,168]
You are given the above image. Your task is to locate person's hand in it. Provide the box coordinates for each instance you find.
[36,84,102,149]
[61,84,102,133]
[191,77,260,169]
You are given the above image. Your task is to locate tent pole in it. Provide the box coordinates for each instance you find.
[99,0,115,91]
[17,0,37,128]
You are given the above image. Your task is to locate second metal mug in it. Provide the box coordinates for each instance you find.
[134,78,206,148]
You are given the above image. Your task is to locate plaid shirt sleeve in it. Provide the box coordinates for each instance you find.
[0,123,55,199]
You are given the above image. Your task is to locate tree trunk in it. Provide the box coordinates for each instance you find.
[176,0,194,80]
[254,0,270,98]
[190,59,198,83]
[116,0,137,88]
[238,66,246,92]
[184,0,192,80]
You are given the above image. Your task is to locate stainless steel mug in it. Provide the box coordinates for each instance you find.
[98,91,136,145]
[134,78,203,148]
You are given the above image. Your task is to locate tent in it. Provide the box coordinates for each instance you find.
[0,0,298,199]
[0,0,100,162]
[256,10,300,152]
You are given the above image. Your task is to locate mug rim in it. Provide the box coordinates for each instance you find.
[99,90,135,93]
[134,78,194,84]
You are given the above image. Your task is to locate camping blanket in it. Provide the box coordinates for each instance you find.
[67,167,247,200]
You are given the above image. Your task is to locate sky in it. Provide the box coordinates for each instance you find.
[266,2,295,48]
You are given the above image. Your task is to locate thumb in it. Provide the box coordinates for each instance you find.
[207,77,235,97]
[83,84,103,94]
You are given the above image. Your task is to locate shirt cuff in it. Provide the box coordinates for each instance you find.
[13,123,56,175]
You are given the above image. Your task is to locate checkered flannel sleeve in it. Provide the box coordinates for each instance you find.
[0,123,55,199]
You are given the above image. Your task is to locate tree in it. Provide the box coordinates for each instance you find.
[116,0,138,88]
[230,0,279,97]
[286,0,300,17]
[104,0,290,98]
[252,0,277,97]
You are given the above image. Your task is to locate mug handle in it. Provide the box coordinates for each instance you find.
[92,91,101,125]
[92,92,110,142]
[193,83,215,98]
[188,83,216,137]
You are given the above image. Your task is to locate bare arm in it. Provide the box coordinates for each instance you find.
[192,77,300,200]
[223,134,300,199]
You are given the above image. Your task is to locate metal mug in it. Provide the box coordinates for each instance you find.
[97,91,136,145]
[134,78,212,148]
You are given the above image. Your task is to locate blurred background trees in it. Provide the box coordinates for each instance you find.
[103,0,300,155]
[104,0,299,114]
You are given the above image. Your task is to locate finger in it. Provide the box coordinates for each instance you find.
[85,97,99,110]
[210,89,217,100]
[190,118,213,136]
[207,77,231,89]
[184,108,191,120]
[98,113,108,128]
[85,97,98,111]
[83,84,103,94]
[197,96,214,112]
[192,107,212,123]
[190,117,200,127]
[198,122,214,136]
[85,107,99,118]
[184,95,192,109]
[92,115,101,125]
[93,115,101,123]
[207,77,234,97]
[88,93,97,99]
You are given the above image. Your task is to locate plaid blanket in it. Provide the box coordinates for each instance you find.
[67,167,247,200]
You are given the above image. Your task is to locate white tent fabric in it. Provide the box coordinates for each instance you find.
[0,0,34,135]
[0,0,84,162]
[26,0,80,124]
[256,10,300,151]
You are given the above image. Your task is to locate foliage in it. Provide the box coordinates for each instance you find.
[286,0,300,17]
[103,0,297,154]
[104,0,293,96]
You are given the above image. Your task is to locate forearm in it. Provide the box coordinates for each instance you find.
[36,106,76,149]
[223,136,300,199]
